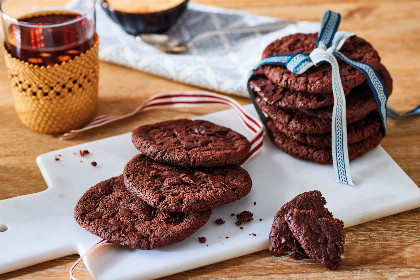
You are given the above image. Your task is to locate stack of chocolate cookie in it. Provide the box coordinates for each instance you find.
[75,119,252,250]
[250,33,393,163]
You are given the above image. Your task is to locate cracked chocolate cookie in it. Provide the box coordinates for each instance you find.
[123,154,252,212]
[74,175,211,250]
[262,33,381,94]
[250,68,350,110]
[251,65,391,111]
[266,118,384,163]
[269,111,382,149]
[269,190,333,257]
[132,119,251,168]
[285,209,345,270]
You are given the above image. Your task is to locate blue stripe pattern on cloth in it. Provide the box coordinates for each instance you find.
[247,10,396,186]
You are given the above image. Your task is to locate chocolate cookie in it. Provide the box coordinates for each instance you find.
[250,68,349,110]
[123,154,252,212]
[269,190,333,257]
[257,89,379,135]
[285,209,345,270]
[266,118,384,164]
[251,65,391,111]
[300,65,393,119]
[262,33,381,94]
[74,176,211,250]
[270,112,382,149]
[132,119,251,168]
[257,96,352,134]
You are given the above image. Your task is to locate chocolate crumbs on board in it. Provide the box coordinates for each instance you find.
[198,237,207,243]
[91,161,97,167]
[235,211,254,226]
[79,150,89,157]
[215,218,225,225]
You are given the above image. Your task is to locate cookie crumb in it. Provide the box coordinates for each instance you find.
[240,226,243,230]
[252,233,256,236]
[259,219,263,221]
[198,237,206,243]
[215,218,225,225]
[55,157,60,161]
[91,161,97,167]
[231,213,235,216]
[235,211,254,226]
[226,236,229,239]
[254,202,256,205]
[79,150,89,157]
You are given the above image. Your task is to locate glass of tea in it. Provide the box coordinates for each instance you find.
[1,0,96,66]
[1,0,99,134]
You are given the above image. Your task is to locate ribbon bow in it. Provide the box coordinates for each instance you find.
[247,10,389,186]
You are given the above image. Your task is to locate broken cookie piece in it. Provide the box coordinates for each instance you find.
[269,190,333,256]
[285,209,345,270]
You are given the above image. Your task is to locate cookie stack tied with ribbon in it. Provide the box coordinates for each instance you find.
[75,117,254,250]
[248,10,391,185]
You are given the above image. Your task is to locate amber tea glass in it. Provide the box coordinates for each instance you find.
[1,0,99,134]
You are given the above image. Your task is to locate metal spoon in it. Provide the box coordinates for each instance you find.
[136,20,294,53]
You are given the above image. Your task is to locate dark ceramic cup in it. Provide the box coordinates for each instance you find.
[100,0,189,35]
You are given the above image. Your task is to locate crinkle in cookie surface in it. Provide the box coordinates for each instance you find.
[74,175,211,250]
[262,33,381,94]
[269,190,333,257]
[131,119,251,167]
[285,209,345,270]
[123,154,252,213]
[266,118,384,164]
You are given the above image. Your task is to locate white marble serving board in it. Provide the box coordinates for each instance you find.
[0,105,419,279]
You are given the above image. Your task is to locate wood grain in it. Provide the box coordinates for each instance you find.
[1,0,419,279]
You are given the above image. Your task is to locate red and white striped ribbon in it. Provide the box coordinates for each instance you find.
[62,91,264,165]
[68,91,264,279]
[70,239,110,280]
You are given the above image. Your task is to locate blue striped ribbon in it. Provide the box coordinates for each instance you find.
[387,105,420,120]
[247,10,417,185]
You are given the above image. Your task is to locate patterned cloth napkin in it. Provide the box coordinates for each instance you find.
[95,2,320,97]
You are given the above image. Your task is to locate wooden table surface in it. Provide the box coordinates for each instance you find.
[1,0,419,279]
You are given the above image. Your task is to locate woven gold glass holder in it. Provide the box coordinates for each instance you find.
[3,36,99,134]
